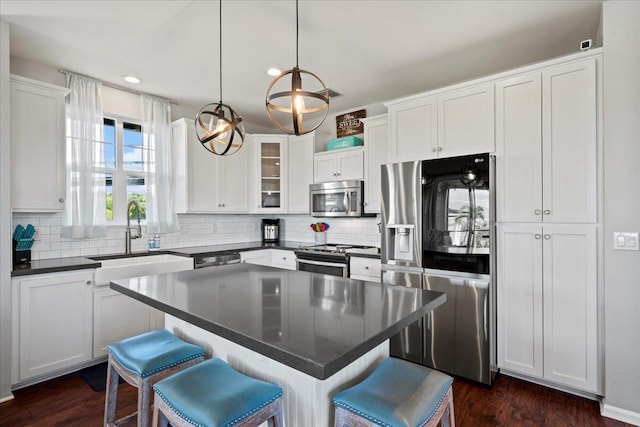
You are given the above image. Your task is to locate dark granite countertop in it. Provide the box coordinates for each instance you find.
[11,241,380,277]
[11,257,101,277]
[111,263,445,380]
[170,241,309,256]
[10,241,309,277]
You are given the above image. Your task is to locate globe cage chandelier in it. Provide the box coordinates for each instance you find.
[265,0,329,136]
[195,0,245,156]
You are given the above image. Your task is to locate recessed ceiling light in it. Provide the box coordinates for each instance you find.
[267,68,282,77]
[123,75,142,84]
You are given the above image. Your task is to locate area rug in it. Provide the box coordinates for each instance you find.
[79,362,123,392]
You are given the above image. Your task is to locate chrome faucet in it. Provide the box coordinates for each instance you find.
[125,200,142,254]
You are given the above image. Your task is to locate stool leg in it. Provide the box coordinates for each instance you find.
[445,387,456,427]
[138,376,153,427]
[104,358,120,426]
[268,398,284,427]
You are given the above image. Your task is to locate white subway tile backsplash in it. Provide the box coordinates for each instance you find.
[12,212,381,261]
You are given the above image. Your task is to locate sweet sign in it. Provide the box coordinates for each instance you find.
[336,109,366,138]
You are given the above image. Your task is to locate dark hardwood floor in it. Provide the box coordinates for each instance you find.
[0,370,633,426]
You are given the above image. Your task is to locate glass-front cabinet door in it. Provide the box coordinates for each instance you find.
[254,135,287,212]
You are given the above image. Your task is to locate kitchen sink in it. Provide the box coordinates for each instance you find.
[92,254,194,286]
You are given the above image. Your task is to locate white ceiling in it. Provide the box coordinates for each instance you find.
[0,0,603,133]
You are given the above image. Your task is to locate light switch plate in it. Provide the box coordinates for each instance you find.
[613,232,639,250]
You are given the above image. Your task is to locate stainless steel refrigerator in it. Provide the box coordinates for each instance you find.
[381,154,496,385]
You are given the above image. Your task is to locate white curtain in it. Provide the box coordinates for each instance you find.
[62,73,106,238]
[141,94,179,234]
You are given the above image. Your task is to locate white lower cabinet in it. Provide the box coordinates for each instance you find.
[12,271,93,382]
[270,250,297,271]
[497,224,599,393]
[349,257,381,282]
[241,249,272,267]
[241,249,297,271]
[93,287,150,358]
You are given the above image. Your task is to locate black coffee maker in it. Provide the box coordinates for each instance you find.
[261,219,280,243]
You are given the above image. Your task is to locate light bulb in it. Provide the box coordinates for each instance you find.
[293,89,305,113]
[214,118,230,141]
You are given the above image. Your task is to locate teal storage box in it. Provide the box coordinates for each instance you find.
[327,136,363,151]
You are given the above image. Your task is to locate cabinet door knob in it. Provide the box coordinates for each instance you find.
[437,146,443,152]
[364,266,369,270]
[544,234,551,240]
[543,210,551,215]
[59,198,65,203]
[534,234,542,240]
[431,148,437,153]
[86,280,92,285]
[534,209,542,215]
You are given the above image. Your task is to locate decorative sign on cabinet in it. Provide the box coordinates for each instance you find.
[10,75,70,212]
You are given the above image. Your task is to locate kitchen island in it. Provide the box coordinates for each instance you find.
[111,263,445,426]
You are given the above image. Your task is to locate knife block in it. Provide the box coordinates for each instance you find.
[13,242,31,266]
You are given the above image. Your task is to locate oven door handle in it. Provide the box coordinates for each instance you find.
[297,258,346,268]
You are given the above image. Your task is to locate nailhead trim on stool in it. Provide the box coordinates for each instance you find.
[104,329,206,427]
[333,357,455,427]
[152,358,284,427]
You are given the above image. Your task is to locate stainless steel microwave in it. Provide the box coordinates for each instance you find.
[309,180,368,217]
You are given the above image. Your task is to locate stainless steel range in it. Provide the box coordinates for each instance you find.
[295,244,379,278]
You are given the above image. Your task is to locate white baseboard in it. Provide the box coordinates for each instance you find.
[601,400,640,426]
[0,393,15,403]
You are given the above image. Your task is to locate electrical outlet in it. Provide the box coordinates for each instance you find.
[613,232,639,250]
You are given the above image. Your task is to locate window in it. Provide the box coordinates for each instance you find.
[99,117,151,223]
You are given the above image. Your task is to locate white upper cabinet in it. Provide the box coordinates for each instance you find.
[542,59,597,224]
[11,75,69,212]
[217,146,250,212]
[386,83,494,163]
[496,73,543,222]
[437,83,495,157]
[387,95,437,162]
[172,118,250,213]
[314,147,364,183]
[253,134,288,213]
[496,59,597,223]
[287,134,314,213]
[362,115,389,213]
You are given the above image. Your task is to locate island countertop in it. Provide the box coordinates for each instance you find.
[111,263,445,380]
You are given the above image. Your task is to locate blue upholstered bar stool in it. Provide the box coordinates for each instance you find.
[152,358,284,427]
[104,329,206,427]
[333,357,455,427]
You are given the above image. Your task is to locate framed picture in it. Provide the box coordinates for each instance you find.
[336,109,366,138]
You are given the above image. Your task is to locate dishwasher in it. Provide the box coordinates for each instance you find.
[193,251,241,268]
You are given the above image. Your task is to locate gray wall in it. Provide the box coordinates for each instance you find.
[0,19,13,401]
[603,0,640,417]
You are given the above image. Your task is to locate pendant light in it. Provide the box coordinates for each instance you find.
[265,0,329,135]
[195,0,245,156]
